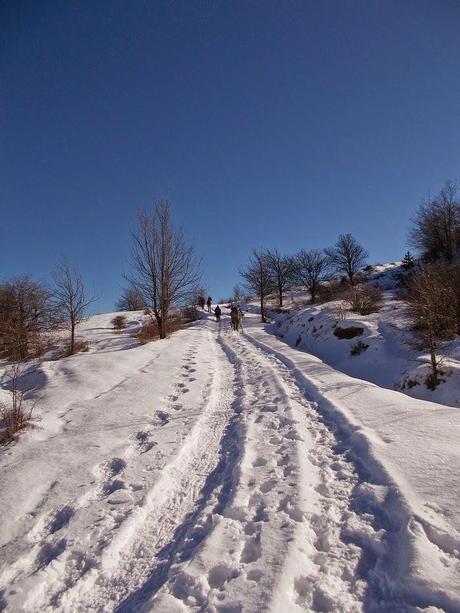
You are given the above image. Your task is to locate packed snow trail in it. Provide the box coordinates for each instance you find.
[150,325,385,612]
[1,311,459,611]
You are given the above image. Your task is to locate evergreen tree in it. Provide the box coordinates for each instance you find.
[401,251,415,270]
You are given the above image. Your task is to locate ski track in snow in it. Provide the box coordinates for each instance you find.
[0,314,448,611]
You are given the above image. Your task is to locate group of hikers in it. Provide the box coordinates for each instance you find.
[197,295,244,331]
[197,295,213,313]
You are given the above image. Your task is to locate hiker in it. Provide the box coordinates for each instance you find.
[214,304,221,322]
[230,304,244,331]
[198,296,205,310]
[207,296,212,313]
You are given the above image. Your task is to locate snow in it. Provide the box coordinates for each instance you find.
[0,305,459,611]
[267,265,460,409]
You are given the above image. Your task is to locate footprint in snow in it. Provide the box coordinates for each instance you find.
[47,506,75,535]
[35,539,67,571]
[135,431,156,453]
[156,410,170,425]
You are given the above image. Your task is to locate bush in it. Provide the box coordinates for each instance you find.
[345,285,383,315]
[331,301,347,322]
[317,280,346,303]
[71,340,90,354]
[136,320,159,344]
[1,364,35,441]
[0,277,55,361]
[112,315,128,330]
[181,306,199,323]
[350,340,369,356]
[334,325,364,339]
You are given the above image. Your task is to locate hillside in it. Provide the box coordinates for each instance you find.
[257,263,460,409]
[0,303,459,611]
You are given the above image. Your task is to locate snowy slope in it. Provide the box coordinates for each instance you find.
[0,309,459,611]
[256,265,460,409]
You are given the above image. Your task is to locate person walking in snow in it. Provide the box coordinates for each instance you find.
[206,296,212,313]
[230,304,244,331]
[198,296,205,310]
[214,305,221,322]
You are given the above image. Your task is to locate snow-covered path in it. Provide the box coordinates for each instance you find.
[1,311,459,612]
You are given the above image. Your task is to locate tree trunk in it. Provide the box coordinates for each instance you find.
[70,321,75,355]
[260,290,266,323]
[430,347,439,388]
[159,305,168,339]
[278,282,283,308]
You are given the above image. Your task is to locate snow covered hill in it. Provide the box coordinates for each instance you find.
[0,307,459,611]
[264,264,460,409]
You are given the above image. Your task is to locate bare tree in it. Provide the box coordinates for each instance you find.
[52,261,95,355]
[232,284,243,302]
[325,234,368,285]
[116,286,145,311]
[127,201,200,339]
[406,264,457,389]
[409,180,460,263]
[240,249,273,323]
[265,249,295,307]
[0,277,54,360]
[294,249,330,304]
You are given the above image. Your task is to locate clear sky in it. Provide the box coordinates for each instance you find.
[1,0,459,312]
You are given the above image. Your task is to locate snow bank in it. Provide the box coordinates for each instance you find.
[245,316,460,610]
[263,265,460,409]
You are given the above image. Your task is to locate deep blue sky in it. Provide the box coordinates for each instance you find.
[1,1,459,312]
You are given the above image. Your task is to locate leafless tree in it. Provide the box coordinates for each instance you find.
[116,286,146,311]
[0,277,54,360]
[294,249,330,304]
[409,180,460,263]
[240,249,273,323]
[232,284,243,302]
[325,234,368,285]
[52,261,95,355]
[406,264,457,389]
[127,201,200,339]
[265,249,295,307]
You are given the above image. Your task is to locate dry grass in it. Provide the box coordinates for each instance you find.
[1,363,35,442]
[112,314,128,330]
[345,285,383,315]
[334,325,364,340]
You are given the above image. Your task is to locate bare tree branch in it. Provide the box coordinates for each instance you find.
[126,200,201,339]
[52,260,95,355]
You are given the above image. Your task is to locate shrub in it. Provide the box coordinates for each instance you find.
[345,286,383,315]
[334,325,364,339]
[406,263,457,388]
[112,315,128,330]
[317,280,347,303]
[136,320,159,344]
[181,306,199,323]
[71,340,90,354]
[350,340,369,356]
[331,301,348,322]
[0,364,35,441]
[0,277,55,361]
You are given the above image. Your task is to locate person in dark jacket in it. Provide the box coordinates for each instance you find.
[214,305,221,322]
[206,296,212,313]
